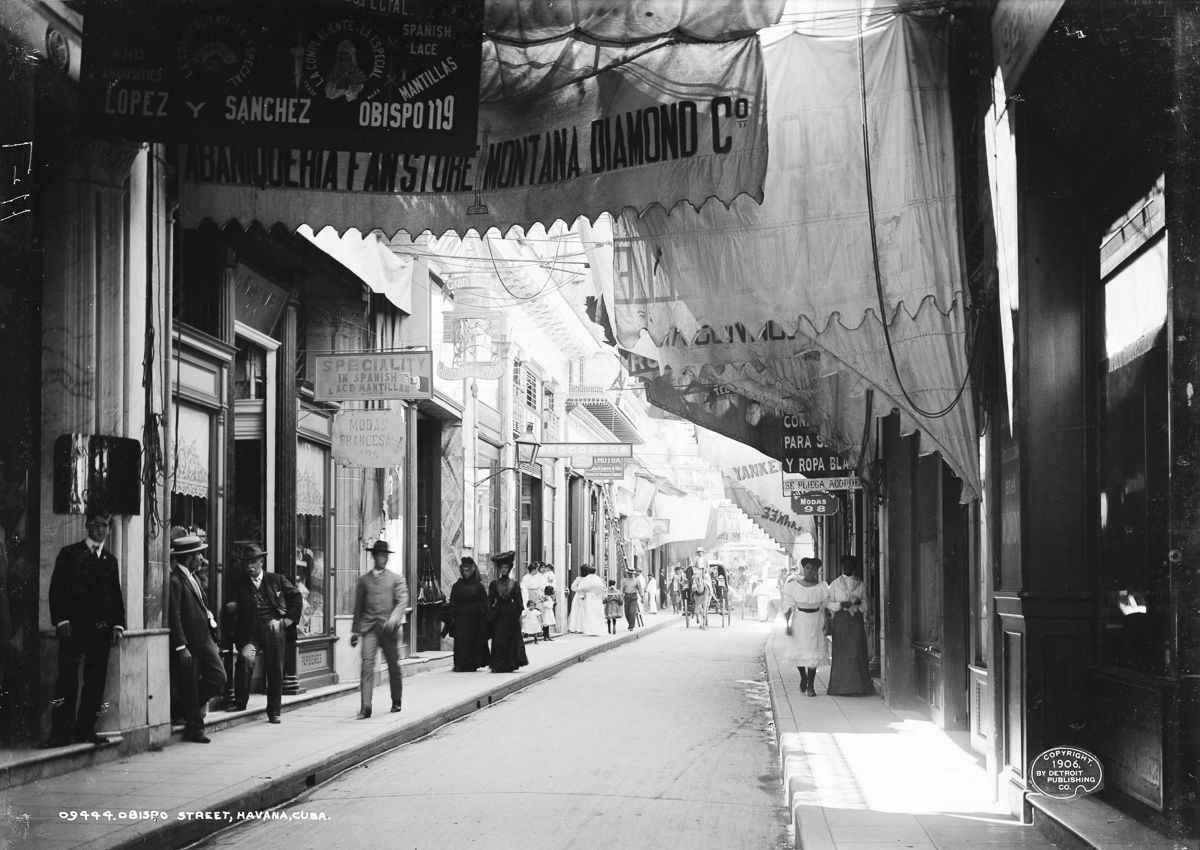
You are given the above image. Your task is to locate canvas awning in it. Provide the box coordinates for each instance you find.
[299,225,414,314]
[606,13,980,500]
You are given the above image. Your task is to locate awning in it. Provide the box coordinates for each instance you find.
[609,13,980,500]
[299,225,414,314]
[648,491,710,546]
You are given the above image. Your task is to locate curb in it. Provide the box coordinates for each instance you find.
[764,624,832,850]
[106,615,680,850]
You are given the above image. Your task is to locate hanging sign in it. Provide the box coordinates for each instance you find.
[780,414,852,477]
[332,407,406,468]
[80,0,483,155]
[438,306,509,381]
[580,456,627,480]
[177,36,767,235]
[783,475,860,495]
[540,442,634,459]
[791,492,839,516]
[313,350,432,402]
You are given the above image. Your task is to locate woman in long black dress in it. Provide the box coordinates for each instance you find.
[487,551,528,673]
[446,556,490,672]
[826,555,874,696]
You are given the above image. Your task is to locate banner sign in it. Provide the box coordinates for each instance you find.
[722,473,810,548]
[541,442,634,459]
[332,407,406,468]
[178,36,766,235]
[581,456,626,480]
[313,350,432,401]
[781,414,853,478]
[791,491,839,516]
[783,475,861,495]
[81,0,483,155]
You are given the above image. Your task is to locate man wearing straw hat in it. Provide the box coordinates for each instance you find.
[169,532,226,743]
[351,539,408,718]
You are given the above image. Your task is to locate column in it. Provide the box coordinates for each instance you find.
[276,298,300,694]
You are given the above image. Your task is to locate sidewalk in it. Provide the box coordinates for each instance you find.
[764,626,1056,850]
[0,617,677,850]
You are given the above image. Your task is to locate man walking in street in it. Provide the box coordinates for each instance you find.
[169,533,226,743]
[351,540,408,718]
[231,543,301,724]
[42,509,125,748]
[620,567,641,632]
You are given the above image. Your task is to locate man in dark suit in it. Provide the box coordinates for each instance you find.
[231,543,301,723]
[43,509,125,747]
[169,533,226,743]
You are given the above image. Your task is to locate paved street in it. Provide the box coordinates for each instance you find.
[195,620,791,850]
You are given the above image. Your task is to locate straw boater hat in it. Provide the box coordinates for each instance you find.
[171,534,207,557]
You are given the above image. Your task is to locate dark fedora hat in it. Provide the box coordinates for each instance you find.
[240,542,268,562]
[366,540,394,556]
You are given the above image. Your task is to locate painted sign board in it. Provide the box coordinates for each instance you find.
[80,0,483,155]
[539,442,634,459]
[313,351,432,402]
[791,491,839,516]
[782,475,861,495]
[780,413,853,477]
[331,407,406,468]
[582,456,626,480]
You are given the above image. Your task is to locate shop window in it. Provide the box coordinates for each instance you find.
[1096,186,1170,674]
[170,403,213,539]
[296,439,329,636]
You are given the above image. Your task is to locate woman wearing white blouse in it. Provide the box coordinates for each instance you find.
[781,558,829,696]
[826,555,874,696]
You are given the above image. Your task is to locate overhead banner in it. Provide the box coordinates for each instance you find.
[178,36,767,235]
[612,17,980,501]
[723,474,810,549]
[80,0,483,155]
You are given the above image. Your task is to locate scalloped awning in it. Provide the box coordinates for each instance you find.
[606,14,980,500]
[178,1,785,237]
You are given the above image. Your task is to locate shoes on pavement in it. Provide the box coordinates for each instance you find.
[806,687,817,697]
[390,703,402,713]
[357,709,372,719]
[183,731,212,744]
[267,716,281,724]
[228,704,248,712]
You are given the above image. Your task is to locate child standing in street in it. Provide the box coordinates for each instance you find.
[521,601,543,644]
[603,580,623,635]
[540,587,556,641]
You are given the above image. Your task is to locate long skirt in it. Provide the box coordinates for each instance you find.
[489,611,529,673]
[826,610,873,695]
[788,609,828,667]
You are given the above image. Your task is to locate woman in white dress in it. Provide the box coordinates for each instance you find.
[781,558,829,697]
[573,565,607,636]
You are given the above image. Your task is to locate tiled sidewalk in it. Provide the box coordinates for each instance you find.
[764,626,1058,850]
[0,617,676,850]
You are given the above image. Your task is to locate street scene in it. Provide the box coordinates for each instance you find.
[0,0,1198,848]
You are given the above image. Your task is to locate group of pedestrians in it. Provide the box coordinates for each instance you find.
[443,552,559,675]
[780,555,873,697]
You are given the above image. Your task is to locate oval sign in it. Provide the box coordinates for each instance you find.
[790,491,839,515]
[1029,747,1104,799]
